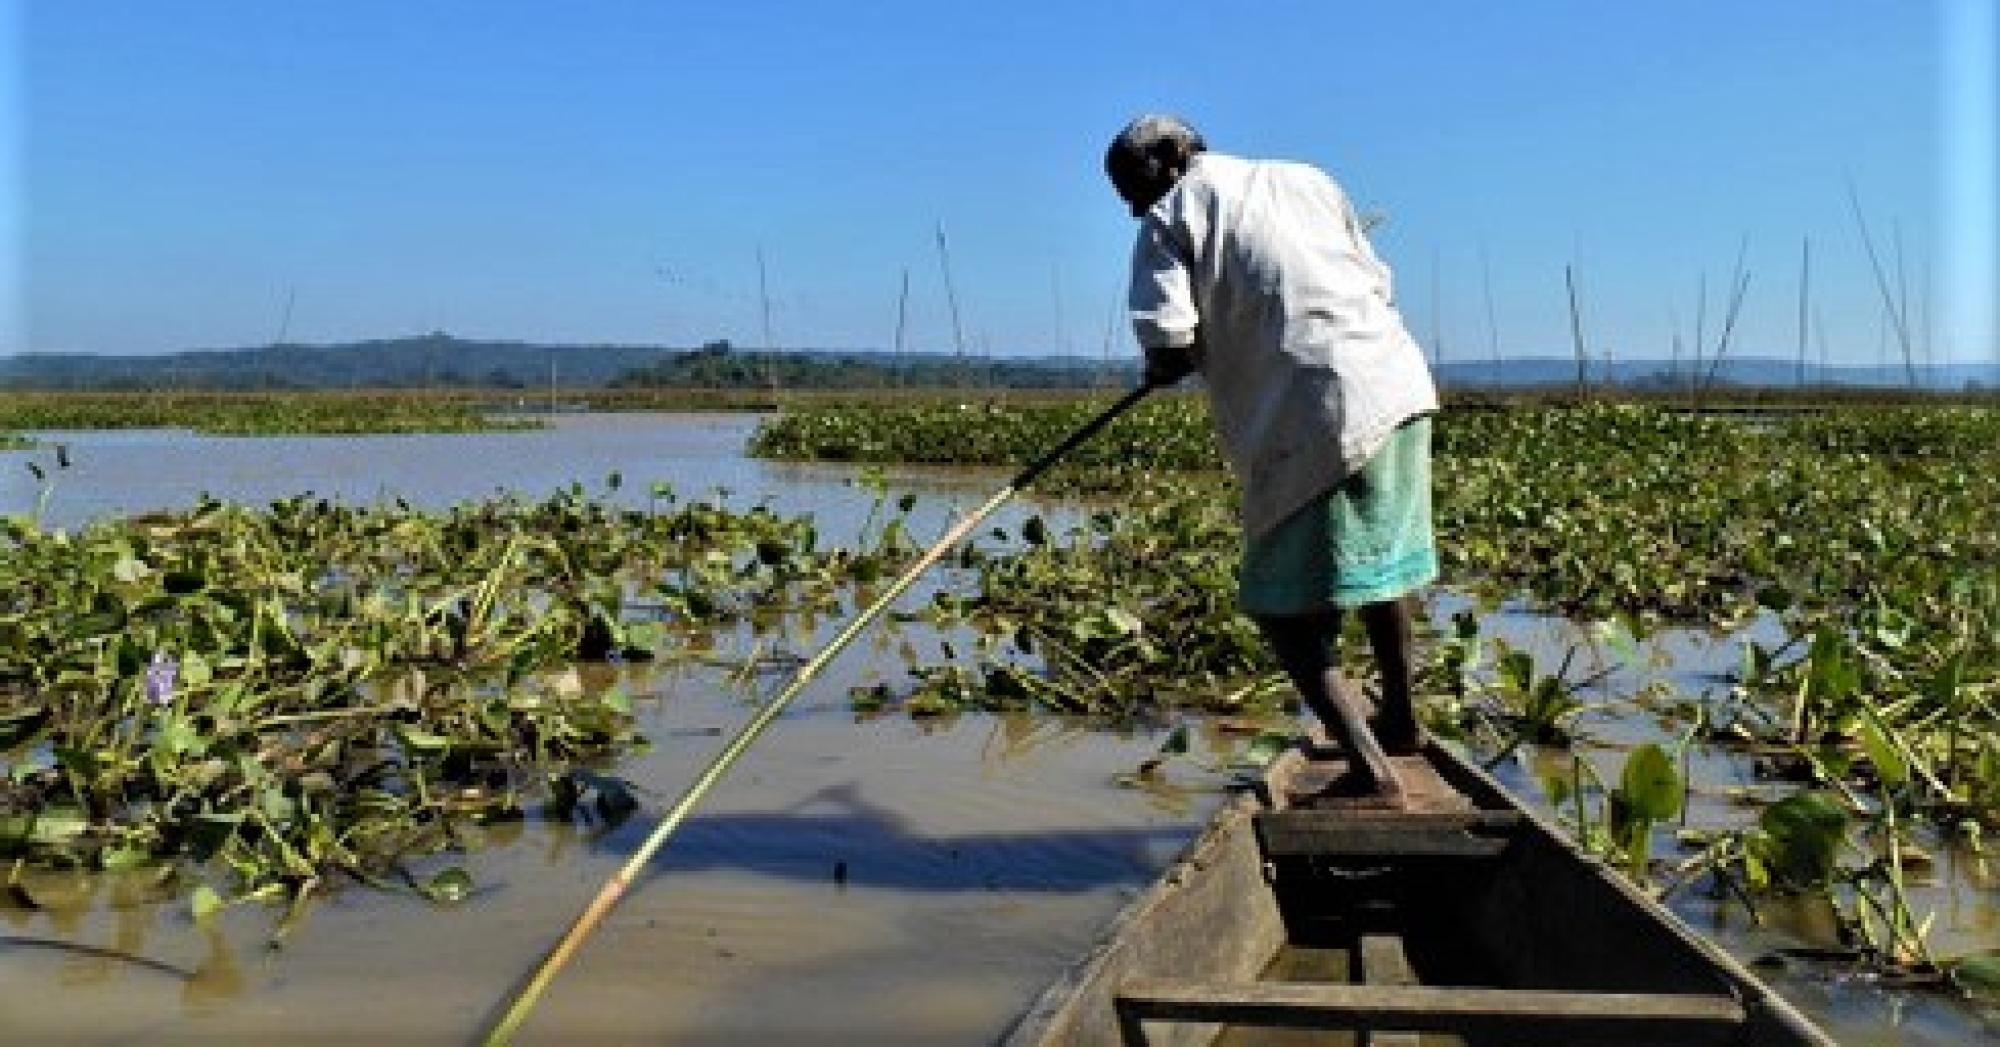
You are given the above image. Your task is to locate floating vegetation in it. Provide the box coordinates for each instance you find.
[751,396,1224,483]
[756,401,1995,722]
[0,433,30,450]
[0,482,916,919]
[754,398,2000,993]
[0,392,540,435]
[908,484,1266,715]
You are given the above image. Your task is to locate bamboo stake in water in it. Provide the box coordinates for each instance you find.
[484,383,1156,1045]
[1796,237,1811,390]
[936,222,967,375]
[1564,264,1587,399]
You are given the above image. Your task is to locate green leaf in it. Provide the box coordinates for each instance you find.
[99,843,153,871]
[1930,654,1967,708]
[156,714,203,757]
[1806,630,1857,700]
[1953,952,2000,1001]
[1104,607,1143,636]
[1619,743,1682,822]
[1856,707,1909,788]
[1591,617,1641,671]
[1757,792,1849,888]
[1498,649,1534,695]
[191,884,225,924]
[180,650,213,689]
[1240,730,1293,768]
[1738,640,1765,686]
[53,746,100,782]
[27,804,89,846]
[420,867,474,906]
[1539,772,1574,808]
[1742,850,1771,892]
[260,787,297,825]
[396,725,451,752]
[1157,721,1190,756]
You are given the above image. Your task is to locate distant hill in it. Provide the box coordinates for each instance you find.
[1,335,672,390]
[1,335,1992,392]
[0,335,1134,391]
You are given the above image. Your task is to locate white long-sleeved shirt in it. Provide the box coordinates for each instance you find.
[1128,152,1440,540]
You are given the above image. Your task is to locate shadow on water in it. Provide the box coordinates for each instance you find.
[0,935,195,982]
[634,782,1194,894]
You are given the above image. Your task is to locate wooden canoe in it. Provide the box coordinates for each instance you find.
[1003,737,1831,1046]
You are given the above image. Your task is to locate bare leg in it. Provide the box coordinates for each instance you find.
[1256,611,1406,807]
[1360,595,1422,755]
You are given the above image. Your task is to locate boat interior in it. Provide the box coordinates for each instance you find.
[1007,738,1828,1047]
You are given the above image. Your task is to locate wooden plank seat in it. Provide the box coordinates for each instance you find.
[1356,934,1421,1047]
[1113,979,1747,1044]
[1254,809,1522,858]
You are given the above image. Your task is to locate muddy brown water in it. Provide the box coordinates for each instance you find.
[4,413,1997,1042]
[1,657,1228,1043]
[2,414,1231,1043]
[0,412,1022,538]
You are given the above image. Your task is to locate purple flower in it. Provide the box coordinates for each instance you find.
[145,651,178,706]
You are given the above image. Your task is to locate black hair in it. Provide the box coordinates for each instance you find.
[1104,114,1206,205]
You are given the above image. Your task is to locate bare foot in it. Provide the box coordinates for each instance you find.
[1292,770,1409,810]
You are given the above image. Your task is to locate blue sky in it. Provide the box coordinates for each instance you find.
[5,1,1994,368]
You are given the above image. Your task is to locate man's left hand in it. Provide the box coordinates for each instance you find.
[1144,343,1198,386]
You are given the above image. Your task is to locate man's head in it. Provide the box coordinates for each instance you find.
[1105,114,1206,218]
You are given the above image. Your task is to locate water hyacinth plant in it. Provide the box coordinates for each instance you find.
[0,482,920,920]
[0,391,542,436]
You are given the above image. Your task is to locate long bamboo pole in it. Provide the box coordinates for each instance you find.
[483,382,1158,1045]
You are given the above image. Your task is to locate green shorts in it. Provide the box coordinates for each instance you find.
[1238,415,1437,616]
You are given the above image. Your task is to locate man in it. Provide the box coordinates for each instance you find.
[1106,114,1440,808]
